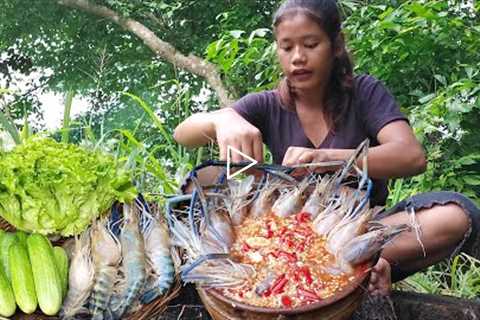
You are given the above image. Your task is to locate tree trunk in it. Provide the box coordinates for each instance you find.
[57,0,234,107]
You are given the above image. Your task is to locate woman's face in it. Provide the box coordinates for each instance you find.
[275,13,336,94]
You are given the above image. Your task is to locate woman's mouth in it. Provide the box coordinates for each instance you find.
[291,69,313,81]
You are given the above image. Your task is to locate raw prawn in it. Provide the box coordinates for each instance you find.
[111,203,146,318]
[139,203,175,304]
[272,176,310,218]
[337,224,411,273]
[250,176,281,218]
[225,175,255,225]
[89,218,122,320]
[59,229,94,319]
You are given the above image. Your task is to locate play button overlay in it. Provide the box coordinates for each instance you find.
[227,145,258,180]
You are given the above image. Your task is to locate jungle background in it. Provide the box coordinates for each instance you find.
[1,0,479,298]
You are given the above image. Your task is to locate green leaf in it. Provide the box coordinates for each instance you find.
[419,93,436,104]
[434,74,447,86]
[463,176,480,186]
[0,112,21,145]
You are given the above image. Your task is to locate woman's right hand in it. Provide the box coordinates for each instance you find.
[213,108,264,163]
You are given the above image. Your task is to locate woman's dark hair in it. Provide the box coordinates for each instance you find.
[273,0,354,128]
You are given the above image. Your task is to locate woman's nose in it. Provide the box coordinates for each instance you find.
[292,46,307,65]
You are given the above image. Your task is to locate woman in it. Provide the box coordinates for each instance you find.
[174,0,479,296]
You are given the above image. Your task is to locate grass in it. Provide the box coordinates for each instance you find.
[396,253,480,299]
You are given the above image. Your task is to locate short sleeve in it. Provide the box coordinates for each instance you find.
[231,92,271,133]
[355,75,409,138]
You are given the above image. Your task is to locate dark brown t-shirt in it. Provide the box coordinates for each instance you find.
[232,74,408,205]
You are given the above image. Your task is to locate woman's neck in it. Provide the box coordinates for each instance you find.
[294,85,327,110]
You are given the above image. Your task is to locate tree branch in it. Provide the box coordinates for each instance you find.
[57,0,234,107]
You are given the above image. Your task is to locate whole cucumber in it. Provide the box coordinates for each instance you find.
[52,246,69,297]
[0,264,16,317]
[0,232,17,281]
[9,242,38,314]
[27,234,63,316]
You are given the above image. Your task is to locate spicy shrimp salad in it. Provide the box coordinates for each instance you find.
[170,142,412,309]
[224,212,363,308]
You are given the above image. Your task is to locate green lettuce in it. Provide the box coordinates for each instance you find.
[0,138,137,236]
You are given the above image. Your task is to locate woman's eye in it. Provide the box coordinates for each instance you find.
[305,43,318,49]
[281,46,292,52]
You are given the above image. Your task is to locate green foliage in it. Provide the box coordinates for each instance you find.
[206,28,280,96]
[342,1,480,205]
[397,253,480,299]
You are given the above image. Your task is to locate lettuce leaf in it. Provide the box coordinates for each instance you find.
[0,138,137,236]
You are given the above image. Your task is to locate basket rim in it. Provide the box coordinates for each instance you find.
[206,262,372,315]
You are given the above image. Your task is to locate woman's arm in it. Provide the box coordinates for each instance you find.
[173,108,264,163]
[282,120,427,179]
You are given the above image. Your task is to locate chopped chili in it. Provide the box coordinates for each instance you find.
[270,274,288,294]
[295,212,311,224]
[281,295,293,307]
[297,288,319,301]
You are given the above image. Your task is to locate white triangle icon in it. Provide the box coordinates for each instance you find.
[227,145,258,180]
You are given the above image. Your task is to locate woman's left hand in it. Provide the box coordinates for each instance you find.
[282,146,330,166]
[368,257,392,296]
[282,147,336,175]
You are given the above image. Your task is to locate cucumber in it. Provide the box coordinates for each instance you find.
[52,246,69,297]
[9,242,37,314]
[0,232,17,281]
[27,234,63,316]
[0,264,16,317]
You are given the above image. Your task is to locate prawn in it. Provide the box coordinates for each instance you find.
[89,218,122,320]
[225,175,255,225]
[111,203,146,318]
[59,229,94,319]
[301,174,336,219]
[139,202,175,305]
[337,224,411,273]
[272,176,310,218]
[250,176,282,218]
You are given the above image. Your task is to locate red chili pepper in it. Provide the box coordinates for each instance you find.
[292,271,301,282]
[295,266,313,285]
[295,242,305,252]
[295,212,311,224]
[304,270,313,285]
[270,250,279,258]
[295,226,313,237]
[281,295,293,307]
[241,242,251,253]
[265,229,274,238]
[297,288,319,301]
[285,238,295,249]
[279,251,297,263]
[278,226,288,236]
[270,274,288,294]
[263,288,272,297]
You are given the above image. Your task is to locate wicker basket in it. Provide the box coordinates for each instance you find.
[0,214,181,320]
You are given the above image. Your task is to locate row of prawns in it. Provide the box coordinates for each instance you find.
[60,197,175,320]
[167,139,418,289]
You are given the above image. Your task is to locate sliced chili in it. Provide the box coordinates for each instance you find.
[281,295,293,307]
[297,288,319,301]
[295,212,311,224]
[270,274,288,294]
[241,242,251,253]
[279,251,297,263]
